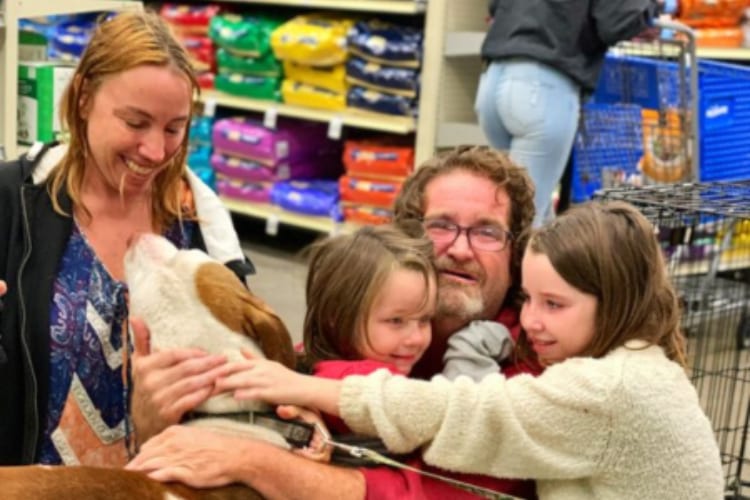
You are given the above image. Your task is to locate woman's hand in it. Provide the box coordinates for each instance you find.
[130,317,230,443]
[276,405,332,463]
[126,425,245,487]
[215,351,343,417]
[0,279,7,297]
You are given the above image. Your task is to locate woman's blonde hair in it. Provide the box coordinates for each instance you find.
[302,224,436,370]
[524,201,687,366]
[49,10,199,227]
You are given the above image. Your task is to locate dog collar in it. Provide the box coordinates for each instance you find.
[184,410,314,448]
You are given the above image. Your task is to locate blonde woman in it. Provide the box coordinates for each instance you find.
[0,11,249,466]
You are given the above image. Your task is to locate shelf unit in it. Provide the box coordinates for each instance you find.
[221,197,358,235]
[220,0,426,15]
[199,90,416,135]
[0,0,479,235]
[0,0,143,160]
[187,0,471,233]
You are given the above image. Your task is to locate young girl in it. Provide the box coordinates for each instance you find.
[217,201,724,499]
[297,223,437,433]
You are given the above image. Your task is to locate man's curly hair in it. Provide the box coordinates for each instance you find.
[393,145,536,309]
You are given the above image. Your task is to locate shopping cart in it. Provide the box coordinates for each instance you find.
[595,181,750,498]
[572,19,699,202]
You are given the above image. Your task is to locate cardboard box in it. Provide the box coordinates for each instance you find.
[17,61,75,145]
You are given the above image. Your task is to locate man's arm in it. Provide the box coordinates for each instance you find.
[239,442,366,500]
[127,425,365,500]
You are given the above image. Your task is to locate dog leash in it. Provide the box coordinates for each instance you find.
[321,433,524,500]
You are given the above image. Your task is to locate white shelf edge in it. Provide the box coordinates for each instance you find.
[218,0,425,15]
[437,121,487,148]
[220,197,358,234]
[696,47,750,61]
[198,90,416,134]
[444,31,484,57]
[15,0,143,19]
[670,256,750,277]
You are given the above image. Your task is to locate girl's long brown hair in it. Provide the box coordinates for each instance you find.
[301,224,436,371]
[523,201,687,366]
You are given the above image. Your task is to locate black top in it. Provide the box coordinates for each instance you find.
[482,0,659,92]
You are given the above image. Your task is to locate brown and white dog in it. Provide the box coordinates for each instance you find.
[0,234,298,499]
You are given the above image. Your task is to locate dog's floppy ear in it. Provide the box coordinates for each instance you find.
[240,293,296,370]
[195,262,297,370]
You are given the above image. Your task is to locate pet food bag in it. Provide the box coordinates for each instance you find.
[211,152,341,182]
[160,4,219,36]
[216,48,282,77]
[209,14,284,57]
[340,202,393,225]
[338,175,402,208]
[212,117,333,166]
[270,14,353,66]
[215,71,281,101]
[283,60,347,93]
[346,56,419,97]
[347,85,417,117]
[281,80,347,110]
[216,174,273,203]
[347,20,423,68]
[342,139,414,179]
[271,180,341,218]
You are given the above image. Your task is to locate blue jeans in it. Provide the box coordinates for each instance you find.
[475,59,580,226]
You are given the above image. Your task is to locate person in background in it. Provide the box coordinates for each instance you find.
[475,0,660,226]
[128,146,542,499]
[0,10,250,466]
[207,201,724,500]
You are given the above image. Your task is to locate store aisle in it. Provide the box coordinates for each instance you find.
[235,215,319,345]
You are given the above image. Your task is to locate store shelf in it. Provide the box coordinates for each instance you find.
[671,254,750,277]
[696,47,750,61]
[199,90,416,135]
[218,0,425,15]
[437,122,487,147]
[7,0,141,20]
[220,197,357,234]
[444,31,483,57]
[0,1,143,161]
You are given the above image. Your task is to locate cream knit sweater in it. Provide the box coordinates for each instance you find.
[340,342,724,500]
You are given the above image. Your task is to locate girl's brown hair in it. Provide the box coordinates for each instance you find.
[524,201,687,366]
[49,10,199,228]
[301,224,436,370]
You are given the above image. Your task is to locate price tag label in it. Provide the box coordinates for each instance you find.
[264,107,278,129]
[203,98,217,117]
[265,214,280,236]
[327,116,343,140]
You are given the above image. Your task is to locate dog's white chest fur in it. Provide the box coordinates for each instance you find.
[124,235,267,416]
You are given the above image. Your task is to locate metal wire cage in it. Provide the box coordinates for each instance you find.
[595,181,750,498]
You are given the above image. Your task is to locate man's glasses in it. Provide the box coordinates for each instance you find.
[421,218,513,252]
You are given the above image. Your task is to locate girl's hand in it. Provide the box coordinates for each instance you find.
[130,318,229,442]
[276,405,332,463]
[215,356,315,407]
[0,279,7,297]
[126,425,244,487]
[216,351,343,417]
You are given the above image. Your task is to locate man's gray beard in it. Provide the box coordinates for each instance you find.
[436,282,484,322]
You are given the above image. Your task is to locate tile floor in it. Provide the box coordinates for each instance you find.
[235,215,319,345]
